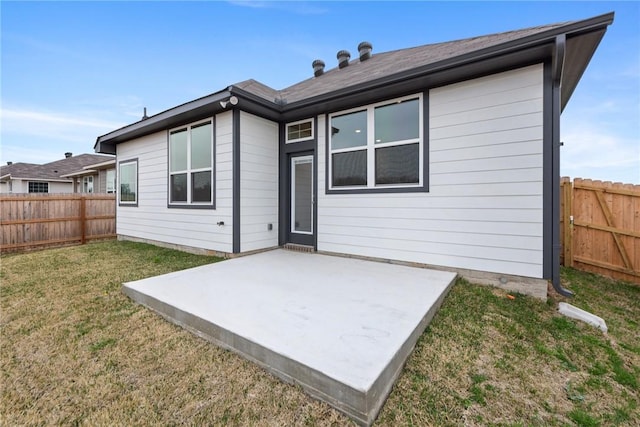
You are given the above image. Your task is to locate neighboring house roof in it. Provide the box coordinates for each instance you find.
[59,158,116,178]
[95,12,614,153]
[0,154,114,182]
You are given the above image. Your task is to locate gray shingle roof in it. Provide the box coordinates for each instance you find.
[95,12,613,152]
[0,154,114,181]
[235,21,570,104]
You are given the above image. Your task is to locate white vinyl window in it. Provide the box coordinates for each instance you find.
[106,169,116,193]
[83,176,94,193]
[169,119,214,207]
[329,94,423,190]
[286,119,314,143]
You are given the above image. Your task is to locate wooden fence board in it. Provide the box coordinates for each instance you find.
[561,177,640,284]
[0,194,116,253]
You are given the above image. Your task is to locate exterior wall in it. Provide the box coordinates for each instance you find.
[239,111,279,252]
[1,179,73,193]
[317,64,544,278]
[116,112,234,253]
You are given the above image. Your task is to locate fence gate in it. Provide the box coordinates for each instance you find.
[560,177,640,284]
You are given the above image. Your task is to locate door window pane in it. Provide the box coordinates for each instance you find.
[375,143,419,185]
[331,110,367,150]
[192,171,211,202]
[170,129,188,172]
[170,174,187,202]
[332,150,367,186]
[375,99,419,144]
[191,123,212,170]
[293,159,313,233]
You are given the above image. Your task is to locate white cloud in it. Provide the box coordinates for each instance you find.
[561,124,640,184]
[227,0,327,15]
[1,108,123,131]
[0,107,127,164]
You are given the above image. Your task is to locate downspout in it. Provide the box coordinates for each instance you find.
[551,35,574,297]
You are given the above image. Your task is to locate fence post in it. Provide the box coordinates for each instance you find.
[561,177,574,267]
[80,195,86,245]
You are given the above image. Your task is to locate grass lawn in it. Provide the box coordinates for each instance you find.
[1,241,638,426]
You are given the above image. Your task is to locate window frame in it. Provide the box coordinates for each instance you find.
[167,118,215,209]
[106,169,116,193]
[326,93,428,194]
[83,175,94,193]
[118,159,138,207]
[286,118,314,144]
[28,181,49,193]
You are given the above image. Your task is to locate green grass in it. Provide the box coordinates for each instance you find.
[1,241,638,426]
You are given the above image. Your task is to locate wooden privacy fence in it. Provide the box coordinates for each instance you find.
[561,177,640,284]
[0,193,116,253]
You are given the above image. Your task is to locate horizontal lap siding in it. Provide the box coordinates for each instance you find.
[240,112,279,252]
[116,112,233,252]
[317,64,544,278]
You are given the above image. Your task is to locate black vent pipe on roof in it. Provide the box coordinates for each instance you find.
[337,50,351,69]
[358,41,372,61]
[312,59,325,77]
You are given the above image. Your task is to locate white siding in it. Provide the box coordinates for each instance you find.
[116,112,234,253]
[240,112,279,252]
[0,180,73,193]
[317,64,545,278]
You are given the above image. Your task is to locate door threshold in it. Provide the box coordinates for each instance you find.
[283,243,315,253]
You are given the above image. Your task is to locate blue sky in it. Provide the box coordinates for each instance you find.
[1,1,638,183]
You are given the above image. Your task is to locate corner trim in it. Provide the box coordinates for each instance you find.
[232,109,241,254]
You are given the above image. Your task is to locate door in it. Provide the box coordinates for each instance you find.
[289,154,314,246]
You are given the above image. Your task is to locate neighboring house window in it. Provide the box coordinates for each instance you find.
[168,119,214,207]
[286,119,313,143]
[106,169,116,193]
[83,176,94,193]
[119,159,138,206]
[28,182,48,193]
[328,94,424,191]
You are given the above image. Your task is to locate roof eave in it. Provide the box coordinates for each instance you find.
[60,169,97,178]
[83,159,116,170]
[95,89,234,149]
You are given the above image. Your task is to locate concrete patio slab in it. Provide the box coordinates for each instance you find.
[123,249,457,426]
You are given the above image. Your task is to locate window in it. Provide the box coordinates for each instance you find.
[328,94,423,191]
[119,159,138,206]
[28,182,48,193]
[286,119,314,143]
[83,176,94,193]
[169,119,214,207]
[106,169,116,193]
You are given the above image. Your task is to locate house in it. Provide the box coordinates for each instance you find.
[95,13,613,297]
[0,153,115,194]
[60,158,117,194]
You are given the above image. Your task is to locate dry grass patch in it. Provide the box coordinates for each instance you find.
[2,241,638,426]
[378,271,639,426]
[1,241,349,426]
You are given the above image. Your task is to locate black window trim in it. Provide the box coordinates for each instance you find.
[118,158,138,207]
[28,181,49,193]
[325,92,429,194]
[167,117,216,210]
